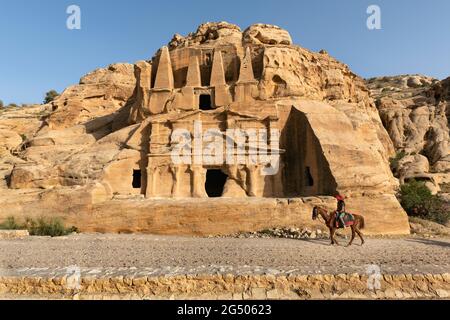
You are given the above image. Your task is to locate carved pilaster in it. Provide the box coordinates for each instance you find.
[145,164,160,198]
[246,164,259,197]
[271,161,285,197]
[170,164,182,198]
[191,165,207,198]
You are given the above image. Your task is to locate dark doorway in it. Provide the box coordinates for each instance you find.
[305,167,314,187]
[205,169,228,197]
[205,52,212,66]
[132,169,142,189]
[199,94,212,110]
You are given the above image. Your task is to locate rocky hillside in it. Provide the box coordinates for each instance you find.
[0,22,396,195]
[367,75,450,193]
[0,22,410,235]
[0,64,137,191]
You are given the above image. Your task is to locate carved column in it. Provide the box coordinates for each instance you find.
[170,164,182,198]
[247,165,259,197]
[271,161,285,197]
[145,164,160,198]
[191,165,207,198]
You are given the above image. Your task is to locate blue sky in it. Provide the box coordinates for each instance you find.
[1,0,449,105]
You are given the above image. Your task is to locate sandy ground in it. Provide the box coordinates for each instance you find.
[0,234,449,276]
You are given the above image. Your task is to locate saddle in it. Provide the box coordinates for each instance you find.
[335,211,355,228]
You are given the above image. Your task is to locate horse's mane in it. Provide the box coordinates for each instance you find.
[314,206,331,218]
[314,205,327,212]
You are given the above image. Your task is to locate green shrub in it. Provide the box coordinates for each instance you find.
[43,90,59,104]
[28,217,77,237]
[0,217,22,230]
[400,180,433,212]
[0,216,77,237]
[426,204,450,226]
[399,180,449,224]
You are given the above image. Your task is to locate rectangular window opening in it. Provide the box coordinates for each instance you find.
[132,169,142,189]
[199,94,213,111]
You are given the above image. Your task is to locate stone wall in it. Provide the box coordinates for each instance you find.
[1,272,448,300]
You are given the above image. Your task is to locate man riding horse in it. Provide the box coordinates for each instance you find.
[311,194,365,246]
[335,194,347,228]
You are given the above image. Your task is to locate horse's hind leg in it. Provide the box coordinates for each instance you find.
[356,228,365,246]
[347,227,356,247]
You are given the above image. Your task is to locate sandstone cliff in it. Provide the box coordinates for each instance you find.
[367,75,450,193]
[0,22,409,235]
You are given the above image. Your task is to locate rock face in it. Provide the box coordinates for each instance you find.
[0,104,46,189]
[47,63,136,130]
[243,24,293,45]
[0,22,409,235]
[367,75,450,191]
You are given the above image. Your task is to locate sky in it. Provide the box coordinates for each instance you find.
[0,0,449,105]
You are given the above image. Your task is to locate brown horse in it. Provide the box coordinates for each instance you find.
[312,206,365,246]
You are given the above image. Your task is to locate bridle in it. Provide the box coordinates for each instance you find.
[313,207,328,225]
[313,207,322,222]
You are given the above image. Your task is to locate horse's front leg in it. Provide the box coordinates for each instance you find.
[330,227,339,246]
[347,227,356,247]
[328,227,334,245]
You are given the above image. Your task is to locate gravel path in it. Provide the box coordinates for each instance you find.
[0,234,449,275]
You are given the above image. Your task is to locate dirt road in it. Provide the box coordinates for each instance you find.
[1,234,449,275]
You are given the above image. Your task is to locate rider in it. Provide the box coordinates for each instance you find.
[335,194,346,228]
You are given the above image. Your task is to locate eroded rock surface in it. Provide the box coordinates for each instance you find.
[47,63,136,130]
[0,22,409,235]
[367,75,450,191]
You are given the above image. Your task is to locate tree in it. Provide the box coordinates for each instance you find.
[400,179,448,224]
[44,90,59,104]
[400,180,434,214]
[0,100,3,109]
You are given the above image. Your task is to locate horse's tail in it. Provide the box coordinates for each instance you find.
[358,215,365,230]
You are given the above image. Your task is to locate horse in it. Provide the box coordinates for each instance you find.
[312,206,365,246]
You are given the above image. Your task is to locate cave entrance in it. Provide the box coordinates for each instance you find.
[199,94,213,111]
[205,169,228,198]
